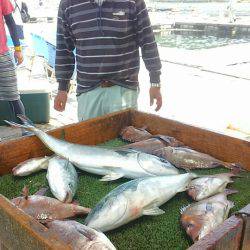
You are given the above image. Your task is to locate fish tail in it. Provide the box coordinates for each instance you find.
[17,115,35,127]
[74,205,91,215]
[4,116,35,132]
[224,162,246,172]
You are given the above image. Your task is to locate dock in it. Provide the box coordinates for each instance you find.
[173,21,250,35]
[149,11,250,35]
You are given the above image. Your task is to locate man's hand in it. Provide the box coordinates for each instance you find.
[14,51,24,65]
[54,90,68,112]
[149,87,162,112]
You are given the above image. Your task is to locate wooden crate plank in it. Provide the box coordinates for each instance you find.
[0,241,8,250]
[242,218,250,250]
[131,110,250,170]
[237,204,250,250]
[188,215,243,250]
[0,110,131,175]
[0,195,70,250]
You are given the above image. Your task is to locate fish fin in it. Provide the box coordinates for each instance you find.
[100,172,124,182]
[72,200,79,205]
[224,189,238,196]
[22,186,29,199]
[143,207,165,216]
[77,227,95,241]
[34,187,48,196]
[180,204,191,214]
[64,158,70,170]
[40,156,53,169]
[228,200,235,209]
[115,148,141,156]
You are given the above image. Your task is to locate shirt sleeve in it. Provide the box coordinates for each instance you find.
[4,14,20,47]
[135,0,162,84]
[2,0,14,16]
[55,0,76,92]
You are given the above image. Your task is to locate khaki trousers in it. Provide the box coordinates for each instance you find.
[77,85,138,121]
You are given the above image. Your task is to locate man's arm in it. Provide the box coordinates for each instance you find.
[4,12,23,64]
[135,0,162,111]
[54,0,76,112]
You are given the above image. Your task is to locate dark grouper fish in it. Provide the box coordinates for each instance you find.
[156,146,243,170]
[5,116,179,181]
[181,190,236,241]
[120,136,184,156]
[85,173,197,232]
[46,220,116,250]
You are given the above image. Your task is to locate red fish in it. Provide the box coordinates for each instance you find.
[11,188,90,223]
[181,190,236,241]
[46,220,116,249]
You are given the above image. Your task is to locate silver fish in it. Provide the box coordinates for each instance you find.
[47,156,78,203]
[85,173,197,232]
[188,172,235,201]
[6,116,179,181]
[181,190,235,241]
[46,220,116,250]
[12,156,53,176]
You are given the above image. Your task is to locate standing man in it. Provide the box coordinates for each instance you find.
[54,0,162,121]
[0,0,26,124]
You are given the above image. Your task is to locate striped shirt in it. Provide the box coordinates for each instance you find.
[56,0,162,93]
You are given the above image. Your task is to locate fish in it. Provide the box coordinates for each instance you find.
[46,156,78,203]
[12,156,53,176]
[181,190,236,241]
[187,172,237,201]
[120,126,184,147]
[11,191,90,223]
[85,173,197,232]
[155,146,242,170]
[120,135,184,156]
[5,116,179,181]
[46,220,116,250]
[120,126,152,142]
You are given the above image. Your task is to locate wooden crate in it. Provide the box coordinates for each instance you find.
[0,109,249,249]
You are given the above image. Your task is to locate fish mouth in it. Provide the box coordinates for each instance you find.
[181,214,203,242]
[12,166,19,175]
[63,191,73,203]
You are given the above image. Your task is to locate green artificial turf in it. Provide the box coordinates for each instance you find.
[0,138,250,250]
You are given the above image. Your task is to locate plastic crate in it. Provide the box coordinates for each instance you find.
[46,41,56,68]
[0,87,51,125]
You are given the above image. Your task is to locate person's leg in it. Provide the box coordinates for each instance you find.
[9,99,25,119]
[77,87,105,121]
[77,85,138,122]
[9,99,31,136]
[104,85,138,114]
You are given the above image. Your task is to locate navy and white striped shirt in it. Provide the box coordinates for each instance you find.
[56,0,162,93]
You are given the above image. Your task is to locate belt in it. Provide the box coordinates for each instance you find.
[100,80,115,88]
